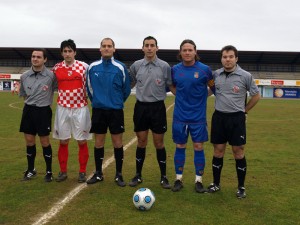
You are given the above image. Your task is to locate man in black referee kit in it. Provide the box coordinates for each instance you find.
[19,48,57,182]
[207,45,260,198]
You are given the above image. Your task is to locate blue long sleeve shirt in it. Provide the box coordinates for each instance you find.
[87,57,131,109]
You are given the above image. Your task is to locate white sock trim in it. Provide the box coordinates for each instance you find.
[195,175,202,183]
[176,174,183,181]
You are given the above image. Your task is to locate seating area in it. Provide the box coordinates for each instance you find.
[251,71,300,80]
[1,66,300,81]
[0,66,30,74]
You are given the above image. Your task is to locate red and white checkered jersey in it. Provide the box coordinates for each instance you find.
[53,60,88,108]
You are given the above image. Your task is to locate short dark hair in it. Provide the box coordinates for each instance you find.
[101,37,115,47]
[60,39,76,52]
[177,39,200,61]
[221,45,238,58]
[32,48,47,59]
[143,36,158,47]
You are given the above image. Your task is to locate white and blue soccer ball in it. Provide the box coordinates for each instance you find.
[133,188,156,211]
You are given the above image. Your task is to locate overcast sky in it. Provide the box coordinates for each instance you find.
[0,0,299,52]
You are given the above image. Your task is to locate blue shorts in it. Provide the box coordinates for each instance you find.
[172,122,208,144]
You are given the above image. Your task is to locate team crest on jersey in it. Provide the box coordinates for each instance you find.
[232,85,240,93]
[194,72,199,78]
[68,71,72,76]
[156,78,162,85]
[42,85,49,91]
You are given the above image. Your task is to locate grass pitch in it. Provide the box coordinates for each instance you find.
[0,92,299,225]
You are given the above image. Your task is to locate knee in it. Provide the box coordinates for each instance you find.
[153,138,164,149]
[40,136,50,147]
[113,141,123,149]
[213,148,225,158]
[233,151,245,159]
[60,139,69,145]
[78,140,87,146]
[137,138,147,148]
[40,140,50,148]
[176,143,186,149]
[193,143,204,150]
[232,146,245,159]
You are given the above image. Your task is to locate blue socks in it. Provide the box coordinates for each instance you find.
[194,150,205,176]
[174,147,185,175]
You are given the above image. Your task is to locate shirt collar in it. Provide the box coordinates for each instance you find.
[220,64,242,76]
[29,65,47,77]
[62,60,77,68]
[101,57,114,63]
[142,56,158,66]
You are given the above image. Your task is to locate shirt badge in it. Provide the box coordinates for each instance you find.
[194,72,199,78]
[42,85,49,91]
[68,71,72,76]
[232,85,240,93]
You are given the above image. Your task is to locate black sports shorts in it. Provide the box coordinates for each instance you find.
[133,100,167,134]
[19,104,52,136]
[210,110,246,146]
[90,108,124,134]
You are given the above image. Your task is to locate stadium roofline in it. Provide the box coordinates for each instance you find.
[0,47,300,65]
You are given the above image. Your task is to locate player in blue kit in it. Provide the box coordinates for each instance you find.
[170,39,215,193]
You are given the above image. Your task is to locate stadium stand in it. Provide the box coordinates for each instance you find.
[1,47,300,79]
[251,72,300,80]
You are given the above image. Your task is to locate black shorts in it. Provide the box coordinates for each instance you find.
[90,108,124,134]
[133,101,167,134]
[210,110,246,146]
[19,104,52,136]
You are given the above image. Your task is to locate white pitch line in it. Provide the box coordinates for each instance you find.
[32,102,174,225]
[8,101,23,110]
[32,137,137,225]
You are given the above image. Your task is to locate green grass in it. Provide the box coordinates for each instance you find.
[0,92,300,225]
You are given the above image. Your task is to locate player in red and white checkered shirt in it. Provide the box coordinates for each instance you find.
[52,39,92,183]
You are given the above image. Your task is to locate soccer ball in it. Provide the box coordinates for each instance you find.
[132,188,156,211]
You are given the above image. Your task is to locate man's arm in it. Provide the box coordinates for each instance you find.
[245,92,260,113]
[168,84,176,95]
[86,67,93,102]
[129,64,137,89]
[123,67,131,101]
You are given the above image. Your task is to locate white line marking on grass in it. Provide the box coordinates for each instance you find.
[166,103,174,111]
[9,101,23,110]
[32,103,174,225]
[32,138,137,225]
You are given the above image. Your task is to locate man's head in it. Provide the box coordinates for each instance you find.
[142,36,158,61]
[60,39,76,65]
[31,48,47,70]
[100,37,115,59]
[178,39,200,65]
[220,45,238,72]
